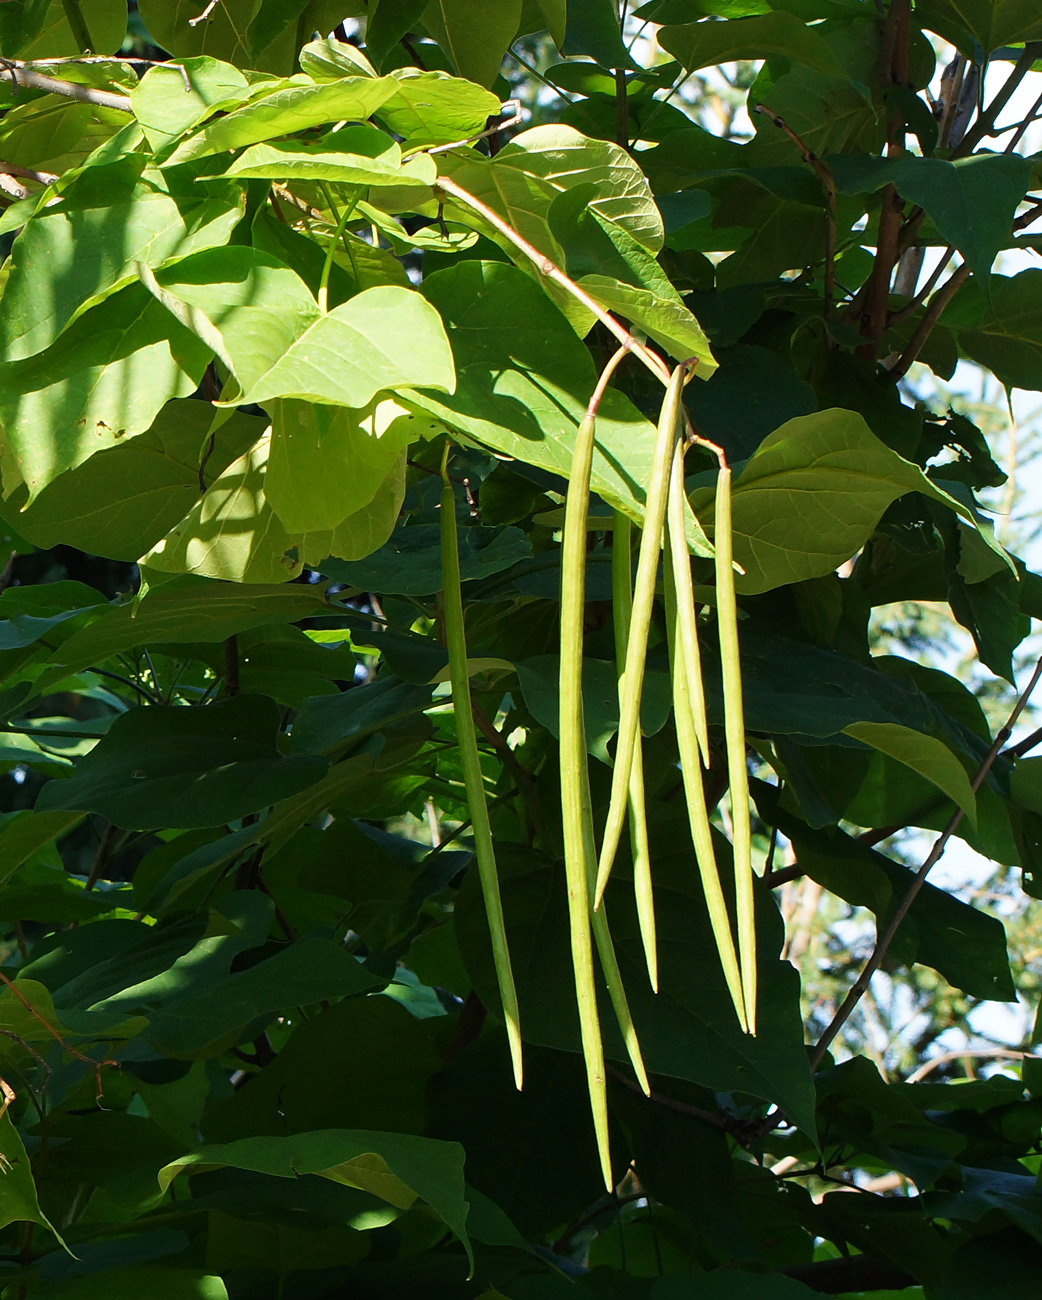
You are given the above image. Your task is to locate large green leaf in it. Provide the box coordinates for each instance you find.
[146,247,316,381]
[0,286,212,500]
[36,694,328,830]
[548,188,716,367]
[515,655,673,763]
[0,160,244,362]
[139,0,351,70]
[151,250,454,408]
[142,433,407,583]
[407,261,712,554]
[266,399,423,534]
[454,123,665,253]
[222,130,437,188]
[944,270,1042,392]
[749,37,884,165]
[914,0,1042,53]
[0,1111,62,1237]
[158,1129,472,1263]
[842,722,977,824]
[365,0,429,70]
[422,0,523,88]
[658,12,846,78]
[131,57,253,151]
[830,152,1030,279]
[688,409,1008,594]
[0,96,118,183]
[38,579,334,685]
[325,521,531,597]
[5,401,265,561]
[1,0,127,60]
[0,811,83,890]
[205,997,444,1140]
[787,823,1016,1001]
[146,937,383,1058]
[562,0,637,67]
[375,68,502,147]
[236,286,455,407]
[162,76,402,165]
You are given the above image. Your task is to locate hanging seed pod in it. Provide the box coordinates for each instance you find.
[595,364,689,909]
[714,464,757,1034]
[664,441,710,768]
[559,349,629,1191]
[612,511,657,991]
[440,472,524,1087]
[664,444,746,1032]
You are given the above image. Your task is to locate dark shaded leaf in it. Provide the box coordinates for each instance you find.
[37,695,328,830]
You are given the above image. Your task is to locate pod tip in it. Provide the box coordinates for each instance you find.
[508,1026,524,1090]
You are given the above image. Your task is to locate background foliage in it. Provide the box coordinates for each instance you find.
[0,0,1041,1296]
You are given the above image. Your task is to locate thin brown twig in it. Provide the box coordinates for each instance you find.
[753,104,836,320]
[0,62,132,111]
[856,0,909,355]
[1013,199,1042,234]
[887,262,969,381]
[0,174,29,201]
[1006,724,1042,759]
[84,822,118,891]
[954,42,1042,159]
[0,969,116,1084]
[888,246,954,326]
[433,174,671,388]
[0,160,57,185]
[905,1046,1036,1084]
[189,0,220,25]
[859,184,905,356]
[87,665,160,704]
[24,53,189,91]
[766,862,803,889]
[762,824,779,885]
[424,99,523,157]
[888,197,1042,355]
[606,1064,740,1136]
[810,654,1042,1070]
[1003,85,1042,155]
[224,635,240,697]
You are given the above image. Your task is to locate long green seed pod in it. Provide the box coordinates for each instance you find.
[714,464,756,1035]
[595,364,687,909]
[665,440,710,768]
[664,479,747,1033]
[577,745,650,1094]
[592,902,651,1094]
[611,511,657,991]
[440,476,524,1087]
[560,348,629,1191]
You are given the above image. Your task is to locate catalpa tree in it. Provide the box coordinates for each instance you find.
[0,1,1039,1297]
